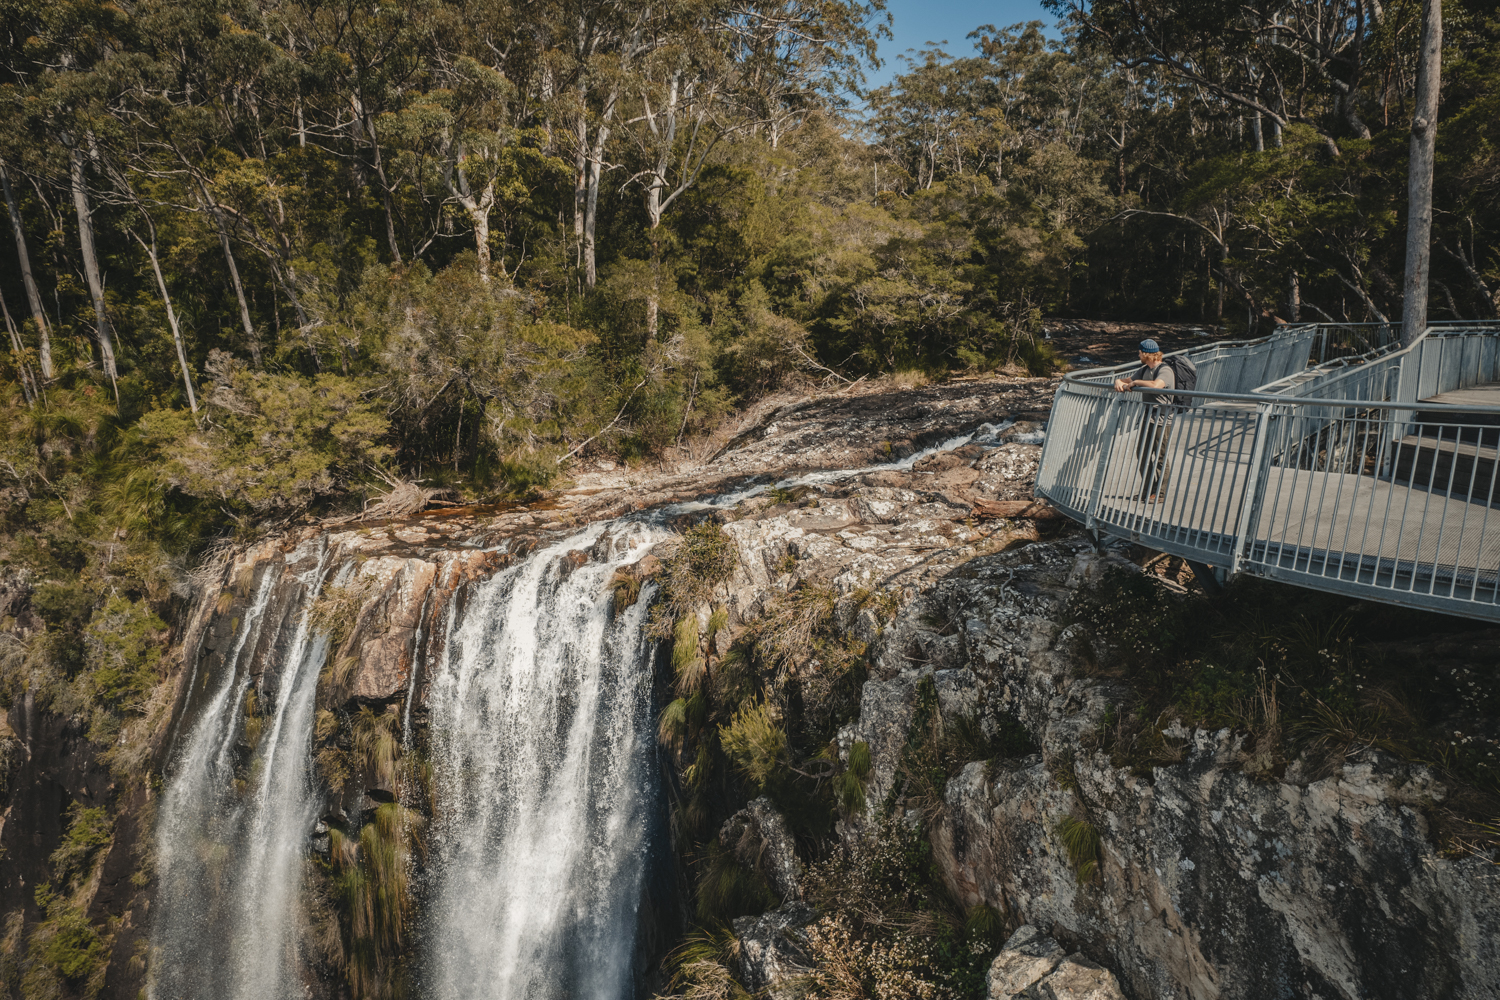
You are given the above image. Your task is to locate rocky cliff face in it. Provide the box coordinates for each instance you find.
[855,541,1500,1000]
[2,372,1496,1000]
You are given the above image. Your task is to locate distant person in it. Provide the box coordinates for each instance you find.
[1113,339,1174,503]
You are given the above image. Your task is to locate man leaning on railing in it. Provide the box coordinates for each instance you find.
[1113,339,1175,504]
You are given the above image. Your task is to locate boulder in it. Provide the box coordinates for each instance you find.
[720,796,802,902]
[987,925,1066,998]
[1035,955,1127,1000]
[733,901,815,998]
[987,927,1127,1000]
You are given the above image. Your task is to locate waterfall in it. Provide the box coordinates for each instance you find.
[421,520,666,1000]
[150,541,335,1000]
[150,521,666,1000]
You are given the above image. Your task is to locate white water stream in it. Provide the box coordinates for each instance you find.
[150,543,334,1000]
[422,520,666,1000]
[675,419,1017,512]
[149,421,1010,999]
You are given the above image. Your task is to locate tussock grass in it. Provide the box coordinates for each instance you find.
[1055,815,1101,885]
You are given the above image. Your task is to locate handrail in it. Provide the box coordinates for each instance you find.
[1036,322,1500,622]
[1254,322,1500,400]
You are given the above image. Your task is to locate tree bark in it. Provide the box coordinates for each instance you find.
[1401,0,1443,347]
[130,225,197,412]
[1,160,52,378]
[583,88,618,289]
[470,200,492,281]
[574,110,588,272]
[1288,270,1300,323]
[448,154,496,283]
[1,287,37,404]
[196,178,261,365]
[642,73,680,340]
[69,146,119,398]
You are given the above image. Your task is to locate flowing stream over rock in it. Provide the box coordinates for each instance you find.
[145,429,997,999]
[421,521,666,999]
[151,541,335,1000]
[148,520,667,1000]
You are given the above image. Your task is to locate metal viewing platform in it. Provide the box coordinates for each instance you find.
[1035,321,1500,622]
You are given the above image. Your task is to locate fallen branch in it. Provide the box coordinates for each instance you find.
[557,378,647,464]
[967,497,1062,520]
[793,342,854,384]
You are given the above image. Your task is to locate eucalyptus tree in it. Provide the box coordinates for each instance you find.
[0,157,54,377]
[1048,1,1386,155]
[1,0,134,397]
[1401,0,1442,345]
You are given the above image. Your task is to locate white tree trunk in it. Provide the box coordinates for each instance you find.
[70,146,119,398]
[1,160,52,378]
[445,140,498,284]
[131,226,197,412]
[1,289,37,404]
[1401,0,1443,347]
[583,90,618,290]
[574,109,588,272]
[471,201,492,282]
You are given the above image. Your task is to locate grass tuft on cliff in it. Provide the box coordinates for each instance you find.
[1065,566,1500,854]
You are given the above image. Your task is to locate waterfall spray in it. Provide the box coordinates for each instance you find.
[150,543,335,1000]
[422,521,667,1000]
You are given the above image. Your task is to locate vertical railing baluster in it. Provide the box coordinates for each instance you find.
[1232,403,1273,575]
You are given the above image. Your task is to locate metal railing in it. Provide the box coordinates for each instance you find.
[1075,323,1325,394]
[1257,322,1500,403]
[1036,323,1500,621]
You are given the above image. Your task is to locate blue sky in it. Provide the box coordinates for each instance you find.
[867,0,1057,87]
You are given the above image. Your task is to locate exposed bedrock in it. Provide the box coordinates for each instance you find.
[835,538,1500,1000]
[4,375,1496,999]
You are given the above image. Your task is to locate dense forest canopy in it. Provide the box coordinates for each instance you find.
[0,0,1497,574]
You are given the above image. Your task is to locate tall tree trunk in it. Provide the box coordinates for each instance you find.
[574,110,588,272]
[69,146,118,399]
[1401,0,1443,347]
[646,220,661,339]
[130,225,197,412]
[642,73,682,340]
[1215,243,1227,320]
[643,163,664,341]
[1288,270,1301,323]
[449,157,495,284]
[1,288,37,405]
[471,201,492,282]
[195,178,261,364]
[583,88,618,290]
[1,160,52,378]
[361,104,403,264]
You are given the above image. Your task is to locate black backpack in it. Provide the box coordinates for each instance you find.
[1161,355,1198,407]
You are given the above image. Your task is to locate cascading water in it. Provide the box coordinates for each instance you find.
[151,541,336,1000]
[421,520,666,1000]
[148,425,997,998]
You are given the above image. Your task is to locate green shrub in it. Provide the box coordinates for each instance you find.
[719,699,788,791]
[85,595,167,711]
[136,352,392,513]
[695,840,777,924]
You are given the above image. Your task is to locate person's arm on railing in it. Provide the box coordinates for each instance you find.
[1113,374,1167,391]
